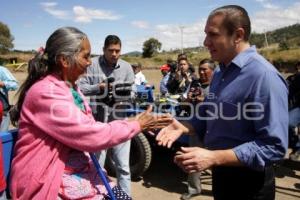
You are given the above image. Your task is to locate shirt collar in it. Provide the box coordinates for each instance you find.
[231,45,257,68]
[99,55,120,69]
[219,45,257,71]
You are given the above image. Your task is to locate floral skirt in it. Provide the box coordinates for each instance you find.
[58,151,131,200]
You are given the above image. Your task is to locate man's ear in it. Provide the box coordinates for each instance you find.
[234,28,245,44]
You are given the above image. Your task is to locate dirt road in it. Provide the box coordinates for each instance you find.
[130,146,300,200]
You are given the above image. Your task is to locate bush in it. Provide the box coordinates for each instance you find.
[279,40,289,51]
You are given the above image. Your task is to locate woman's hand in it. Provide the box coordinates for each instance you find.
[156,118,189,148]
[130,106,173,132]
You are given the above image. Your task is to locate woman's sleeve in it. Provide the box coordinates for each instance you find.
[22,83,141,152]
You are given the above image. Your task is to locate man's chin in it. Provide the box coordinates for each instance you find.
[210,53,217,60]
[107,60,117,67]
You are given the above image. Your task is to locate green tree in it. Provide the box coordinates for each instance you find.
[0,21,14,53]
[142,38,162,58]
[250,32,264,48]
[279,39,289,51]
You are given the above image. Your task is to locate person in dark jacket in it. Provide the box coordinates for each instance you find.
[286,61,300,162]
[167,55,196,94]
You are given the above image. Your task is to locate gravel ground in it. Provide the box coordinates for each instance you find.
[131,146,300,200]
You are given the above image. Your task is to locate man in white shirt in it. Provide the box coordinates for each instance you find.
[132,63,147,85]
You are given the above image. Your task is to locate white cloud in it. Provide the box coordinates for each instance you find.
[131,21,149,29]
[125,2,300,52]
[125,19,206,52]
[73,6,121,23]
[40,2,57,7]
[40,2,121,23]
[153,20,206,51]
[252,2,300,33]
[263,3,279,9]
[255,0,279,9]
[40,1,300,53]
[124,37,148,52]
[40,2,70,19]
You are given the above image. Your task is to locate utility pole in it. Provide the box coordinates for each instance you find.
[179,26,185,53]
[264,29,269,48]
[199,37,202,52]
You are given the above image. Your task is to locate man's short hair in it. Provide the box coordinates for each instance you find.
[209,5,251,41]
[104,35,122,49]
[131,63,142,69]
[177,53,188,63]
[199,58,216,71]
[177,53,188,61]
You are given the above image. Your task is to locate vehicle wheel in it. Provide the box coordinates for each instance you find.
[130,133,152,180]
[104,133,152,180]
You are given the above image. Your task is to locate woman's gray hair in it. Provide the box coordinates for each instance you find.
[45,27,87,68]
[11,26,88,126]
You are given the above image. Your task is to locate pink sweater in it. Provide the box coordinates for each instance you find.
[10,74,141,199]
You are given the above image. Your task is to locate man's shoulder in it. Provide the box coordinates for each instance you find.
[118,59,131,68]
[86,56,103,74]
[245,56,287,89]
[117,59,133,75]
[244,54,277,75]
[90,56,100,66]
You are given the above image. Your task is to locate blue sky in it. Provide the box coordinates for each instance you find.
[1,0,299,54]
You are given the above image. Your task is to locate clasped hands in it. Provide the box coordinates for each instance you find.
[129,106,216,173]
[128,105,173,134]
[130,106,189,148]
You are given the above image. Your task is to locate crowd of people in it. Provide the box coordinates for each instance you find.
[0,4,299,200]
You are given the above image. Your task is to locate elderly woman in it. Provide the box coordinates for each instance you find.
[10,27,171,199]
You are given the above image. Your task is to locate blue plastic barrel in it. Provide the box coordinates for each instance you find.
[1,129,18,179]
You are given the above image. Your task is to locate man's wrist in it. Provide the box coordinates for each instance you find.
[212,149,241,167]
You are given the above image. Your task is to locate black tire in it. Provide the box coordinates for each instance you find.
[130,133,152,180]
[104,133,152,180]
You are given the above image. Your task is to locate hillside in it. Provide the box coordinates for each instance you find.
[1,24,300,71]
[250,23,300,49]
[123,23,300,70]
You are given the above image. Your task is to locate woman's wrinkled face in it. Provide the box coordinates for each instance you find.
[69,38,91,83]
